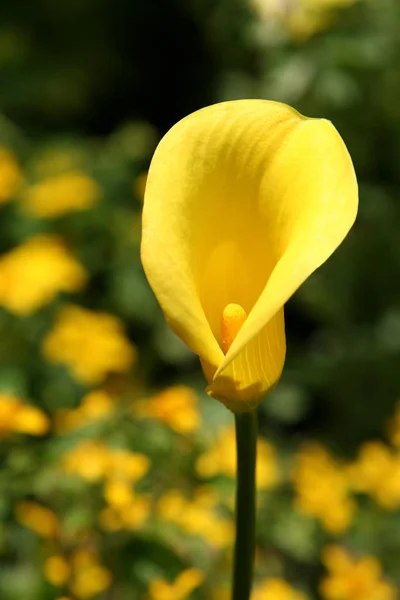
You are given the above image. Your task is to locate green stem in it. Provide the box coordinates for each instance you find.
[232,410,258,600]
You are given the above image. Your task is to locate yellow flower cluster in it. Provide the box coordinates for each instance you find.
[136,385,201,434]
[196,425,279,490]
[44,547,112,599]
[63,441,150,531]
[0,393,49,437]
[339,402,400,509]
[148,568,204,600]
[251,0,359,40]
[15,501,60,538]
[63,440,149,483]
[0,235,86,315]
[44,555,70,586]
[320,545,397,600]
[292,401,400,530]
[348,441,400,510]
[21,170,101,218]
[16,497,112,598]
[212,579,308,600]
[99,490,150,532]
[43,304,136,384]
[292,443,355,534]
[253,578,309,600]
[157,487,234,548]
[0,146,23,204]
[55,389,116,434]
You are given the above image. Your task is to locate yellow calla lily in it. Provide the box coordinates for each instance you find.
[141,100,358,413]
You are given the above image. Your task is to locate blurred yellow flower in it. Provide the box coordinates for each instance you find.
[71,564,112,599]
[104,479,135,507]
[211,585,231,600]
[21,170,101,218]
[320,545,397,600]
[0,393,49,436]
[137,385,201,434]
[70,548,112,599]
[62,440,112,482]
[180,505,234,548]
[292,443,355,534]
[99,494,150,532]
[148,568,204,600]
[109,448,150,482]
[157,489,234,548]
[43,555,70,586]
[0,235,86,315]
[142,100,357,412]
[71,548,100,570]
[251,0,359,40]
[347,441,400,510]
[157,490,186,521]
[196,425,279,490]
[15,501,60,538]
[253,578,308,600]
[43,304,136,384]
[121,494,151,529]
[0,146,23,204]
[98,506,123,532]
[63,441,149,497]
[55,389,116,434]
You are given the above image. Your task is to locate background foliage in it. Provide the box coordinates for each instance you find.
[1,0,400,598]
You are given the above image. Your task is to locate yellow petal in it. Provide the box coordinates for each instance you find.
[218,114,358,374]
[141,100,357,411]
[205,307,285,412]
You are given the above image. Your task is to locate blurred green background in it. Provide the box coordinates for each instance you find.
[1,0,400,599]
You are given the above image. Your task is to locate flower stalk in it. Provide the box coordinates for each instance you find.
[232,410,258,600]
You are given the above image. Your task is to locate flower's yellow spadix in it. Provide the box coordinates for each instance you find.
[221,304,247,355]
[141,100,358,413]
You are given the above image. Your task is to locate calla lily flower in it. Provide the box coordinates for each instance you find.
[141,100,358,413]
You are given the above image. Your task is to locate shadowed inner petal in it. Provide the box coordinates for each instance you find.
[189,122,292,347]
[174,111,302,352]
[197,219,274,345]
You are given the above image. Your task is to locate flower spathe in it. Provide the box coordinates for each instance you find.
[141,100,358,412]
